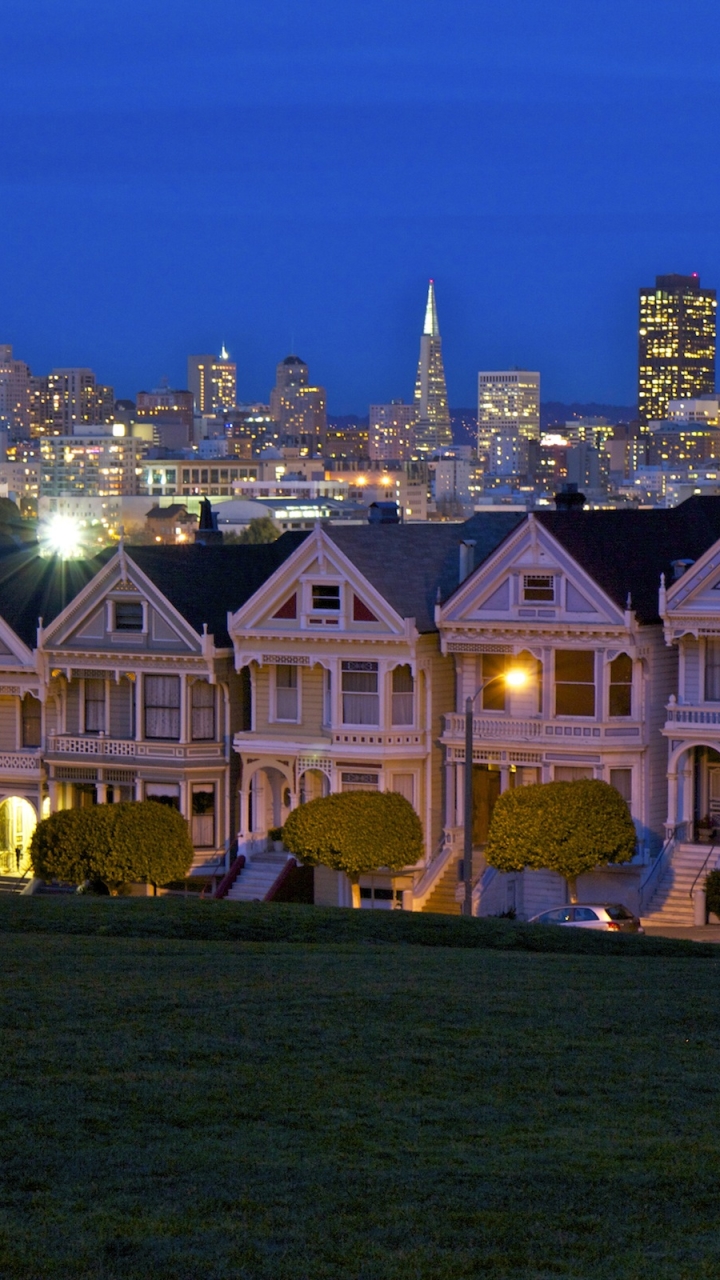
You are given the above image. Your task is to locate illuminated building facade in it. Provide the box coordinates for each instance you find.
[638,274,717,427]
[0,346,30,435]
[135,387,194,449]
[477,370,540,455]
[369,401,416,460]
[413,281,452,455]
[30,369,115,436]
[188,348,237,415]
[39,432,142,498]
[270,355,327,454]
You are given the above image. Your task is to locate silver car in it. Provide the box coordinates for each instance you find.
[529,903,644,933]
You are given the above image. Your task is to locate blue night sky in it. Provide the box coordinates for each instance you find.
[2,0,720,412]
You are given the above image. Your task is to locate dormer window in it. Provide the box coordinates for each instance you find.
[115,601,144,631]
[523,574,554,603]
[312,584,340,611]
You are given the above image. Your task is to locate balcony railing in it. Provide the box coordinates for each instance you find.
[47,736,225,760]
[0,751,42,772]
[664,702,720,728]
[442,713,643,744]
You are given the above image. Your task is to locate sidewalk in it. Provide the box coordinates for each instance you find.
[643,925,720,943]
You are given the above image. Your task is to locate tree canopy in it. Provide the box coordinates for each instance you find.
[282,791,423,906]
[485,779,637,901]
[30,800,194,892]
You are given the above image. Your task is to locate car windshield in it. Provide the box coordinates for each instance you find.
[604,904,634,920]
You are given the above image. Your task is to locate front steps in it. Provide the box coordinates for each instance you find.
[421,857,461,915]
[226,850,294,902]
[642,843,720,926]
[0,875,29,895]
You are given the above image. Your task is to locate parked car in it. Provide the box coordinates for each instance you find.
[529,903,644,933]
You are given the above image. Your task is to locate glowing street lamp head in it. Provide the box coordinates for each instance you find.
[40,513,85,559]
[504,666,529,691]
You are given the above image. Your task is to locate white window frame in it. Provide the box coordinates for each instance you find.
[272,663,301,723]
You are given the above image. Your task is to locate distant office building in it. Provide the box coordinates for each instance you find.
[638,274,716,426]
[0,346,30,435]
[187,348,237,415]
[270,355,327,454]
[478,370,540,456]
[665,395,720,424]
[39,431,142,498]
[37,369,114,435]
[413,281,452,455]
[369,401,416,460]
[487,428,529,478]
[135,387,194,450]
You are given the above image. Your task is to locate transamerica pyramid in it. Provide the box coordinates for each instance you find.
[413,279,452,454]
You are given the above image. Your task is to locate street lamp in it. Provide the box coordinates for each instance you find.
[462,665,529,917]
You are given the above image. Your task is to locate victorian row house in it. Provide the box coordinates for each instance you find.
[2,497,720,921]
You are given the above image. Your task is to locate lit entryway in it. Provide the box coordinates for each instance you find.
[0,797,37,877]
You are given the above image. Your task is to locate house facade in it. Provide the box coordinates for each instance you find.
[437,511,679,918]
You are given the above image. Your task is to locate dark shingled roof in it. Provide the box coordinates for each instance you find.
[0,534,308,649]
[536,496,720,624]
[326,513,525,631]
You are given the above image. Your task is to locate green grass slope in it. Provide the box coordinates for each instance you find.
[1,935,719,1278]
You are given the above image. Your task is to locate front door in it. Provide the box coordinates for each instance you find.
[472,765,501,846]
[708,766,720,826]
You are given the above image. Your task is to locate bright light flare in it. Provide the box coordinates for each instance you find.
[505,667,529,690]
[39,514,85,559]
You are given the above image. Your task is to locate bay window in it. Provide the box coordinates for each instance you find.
[342,661,379,725]
[144,675,180,740]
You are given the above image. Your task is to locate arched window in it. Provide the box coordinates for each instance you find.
[391,665,414,725]
[609,654,633,717]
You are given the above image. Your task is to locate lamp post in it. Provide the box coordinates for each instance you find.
[461,666,529,917]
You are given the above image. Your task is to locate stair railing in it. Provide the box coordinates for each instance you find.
[639,827,678,916]
[213,855,246,901]
[689,843,720,903]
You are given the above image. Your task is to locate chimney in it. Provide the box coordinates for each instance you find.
[554,482,586,513]
[671,558,694,580]
[459,539,476,583]
[194,497,224,546]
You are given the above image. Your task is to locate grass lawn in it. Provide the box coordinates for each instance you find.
[1,904,720,1278]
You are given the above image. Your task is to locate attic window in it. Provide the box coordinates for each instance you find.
[523,574,554,603]
[312,584,340,611]
[114,601,143,631]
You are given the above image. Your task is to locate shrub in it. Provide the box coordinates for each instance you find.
[281,791,423,907]
[485,778,637,901]
[30,801,194,893]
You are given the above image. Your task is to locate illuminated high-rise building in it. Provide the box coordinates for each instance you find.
[270,355,326,454]
[188,348,237,415]
[369,401,416,460]
[638,274,716,427]
[413,280,452,455]
[0,346,30,434]
[477,370,540,459]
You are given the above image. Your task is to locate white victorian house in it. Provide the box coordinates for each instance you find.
[438,509,683,920]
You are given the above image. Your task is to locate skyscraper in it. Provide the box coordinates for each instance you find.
[188,348,237,415]
[413,280,452,455]
[638,274,717,426]
[477,371,540,446]
[369,401,416,460]
[0,346,30,435]
[270,355,327,454]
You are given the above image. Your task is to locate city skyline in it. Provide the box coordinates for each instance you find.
[3,2,720,413]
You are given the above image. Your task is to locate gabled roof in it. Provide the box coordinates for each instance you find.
[536,496,720,624]
[0,534,308,650]
[325,513,525,632]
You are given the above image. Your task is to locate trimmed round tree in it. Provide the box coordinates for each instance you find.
[485,778,637,902]
[30,800,194,893]
[282,791,423,908]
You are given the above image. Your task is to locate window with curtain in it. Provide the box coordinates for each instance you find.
[706,639,720,701]
[341,661,379,725]
[322,668,332,726]
[191,784,215,847]
[391,774,414,805]
[555,650,595,716]
[21,694,41,748]
[144,675,180,739]
[84,678,105,733]
[391,665,414,725]
[610,768,632,805]
[191,680,215,739]
[275,665,299,721]
[609,654,633,716]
